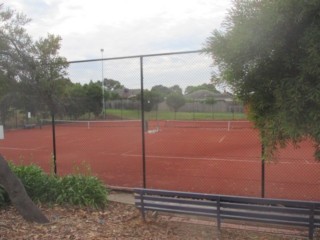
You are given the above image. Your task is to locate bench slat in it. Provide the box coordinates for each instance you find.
[221,209,310,225]
[134,188,320,240]
[221,202,311,215]
[135,195,217,207]
[136,202,217,215]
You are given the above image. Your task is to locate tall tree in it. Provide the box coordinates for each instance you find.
[205,0,320,160]
[185,83,219,95]
[18,34,69,115]
[104,78,123,91]
[166,93,186,119]
[136,89,162,112]
[151,85,172,97]
[64,82,87,119]
[169,85,183,95]
[0,6,49,223]
[0,7,32,125]
[84,81,102,118]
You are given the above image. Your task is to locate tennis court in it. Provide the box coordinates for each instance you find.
[0,119,319,201]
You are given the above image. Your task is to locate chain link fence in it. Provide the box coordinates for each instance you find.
[0,51,319,201]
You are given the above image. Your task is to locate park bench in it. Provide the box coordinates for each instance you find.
[134,188,320,239]
[23,123,36,129]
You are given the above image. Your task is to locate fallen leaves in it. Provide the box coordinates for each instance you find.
[0,202,180,240]
[0,202,314,239]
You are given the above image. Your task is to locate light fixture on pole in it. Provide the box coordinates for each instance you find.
[101,48,105,119]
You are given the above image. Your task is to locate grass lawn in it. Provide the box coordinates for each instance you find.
[106,109,247,121]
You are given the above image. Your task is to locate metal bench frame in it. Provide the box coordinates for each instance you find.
[24,124,36,129]
[134,188,320,239]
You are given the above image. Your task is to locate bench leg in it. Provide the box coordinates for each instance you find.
[140,195,146,222]
[309,205,315,240]
[140,208,146,222]
[216,198,221,238]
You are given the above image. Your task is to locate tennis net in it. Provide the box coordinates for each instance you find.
[41,119,142,129]
[164,120,253,130]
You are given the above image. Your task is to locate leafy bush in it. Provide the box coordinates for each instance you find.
[10,164,55,203]
[6,163,108,208]
[55,175,108,208]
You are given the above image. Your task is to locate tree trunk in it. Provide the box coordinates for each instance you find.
[0,155,49,223]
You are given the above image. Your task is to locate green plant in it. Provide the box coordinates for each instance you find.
[10,164,50,202]
[6,162,108,208]
[72,161,92,176]
[55,175,108,208]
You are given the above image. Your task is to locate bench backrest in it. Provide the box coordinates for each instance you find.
[134,188,320,239]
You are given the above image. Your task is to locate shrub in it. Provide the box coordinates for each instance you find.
[10,164,53,203]
[5,163,108,208]
[55,175,108,208]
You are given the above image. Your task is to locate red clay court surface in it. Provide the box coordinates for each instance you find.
[0,120,319,201]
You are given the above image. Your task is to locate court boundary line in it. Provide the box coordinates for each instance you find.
[122,153,320,165]
[0,146,45,151]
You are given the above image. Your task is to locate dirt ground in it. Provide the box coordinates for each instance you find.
[0,201,316,240]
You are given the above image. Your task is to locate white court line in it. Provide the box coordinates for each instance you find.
[0,146,45,151]
[219,135,226,143]
[122,153,320,165]
[123,153,259,163]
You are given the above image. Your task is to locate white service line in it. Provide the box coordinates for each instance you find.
[122,153,259,163]
[218,135,226,143]
[122,153,319,165]
[0,146,45,151]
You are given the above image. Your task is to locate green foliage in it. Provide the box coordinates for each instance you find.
[83,81,102,117]
[64,83,88,119]
[23,34,69,114]
[55,175,107,208]
[185,83,219,95]
[169,85,183,95]
[10,164,57,203]
[0,6,31,126]
[205,0,320,160]
[104,78,123,91]
[166,93,186,113]
[136,89,162,112]
[7,163,108,208]
[151,85,183,98]
[151,85,172,97]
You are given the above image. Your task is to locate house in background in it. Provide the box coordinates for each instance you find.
[107,88,244,114]
[158,90,243,113]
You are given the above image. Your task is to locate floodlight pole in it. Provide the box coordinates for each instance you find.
[101,49,106,119]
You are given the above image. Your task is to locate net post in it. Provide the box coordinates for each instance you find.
[227,121,231,131]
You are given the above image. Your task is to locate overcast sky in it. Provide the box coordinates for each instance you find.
[3,0,232,89]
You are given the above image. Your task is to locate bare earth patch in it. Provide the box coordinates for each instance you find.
[0,202,316,239]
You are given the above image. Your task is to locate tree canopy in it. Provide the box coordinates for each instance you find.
[166,93,186,114]
[0,6,104,122]
[205,0,320,160]
[185,83,219,95]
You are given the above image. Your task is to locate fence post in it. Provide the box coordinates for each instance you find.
[140,56,147,188]
[51,112,57,175]
[261,143,265,198]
